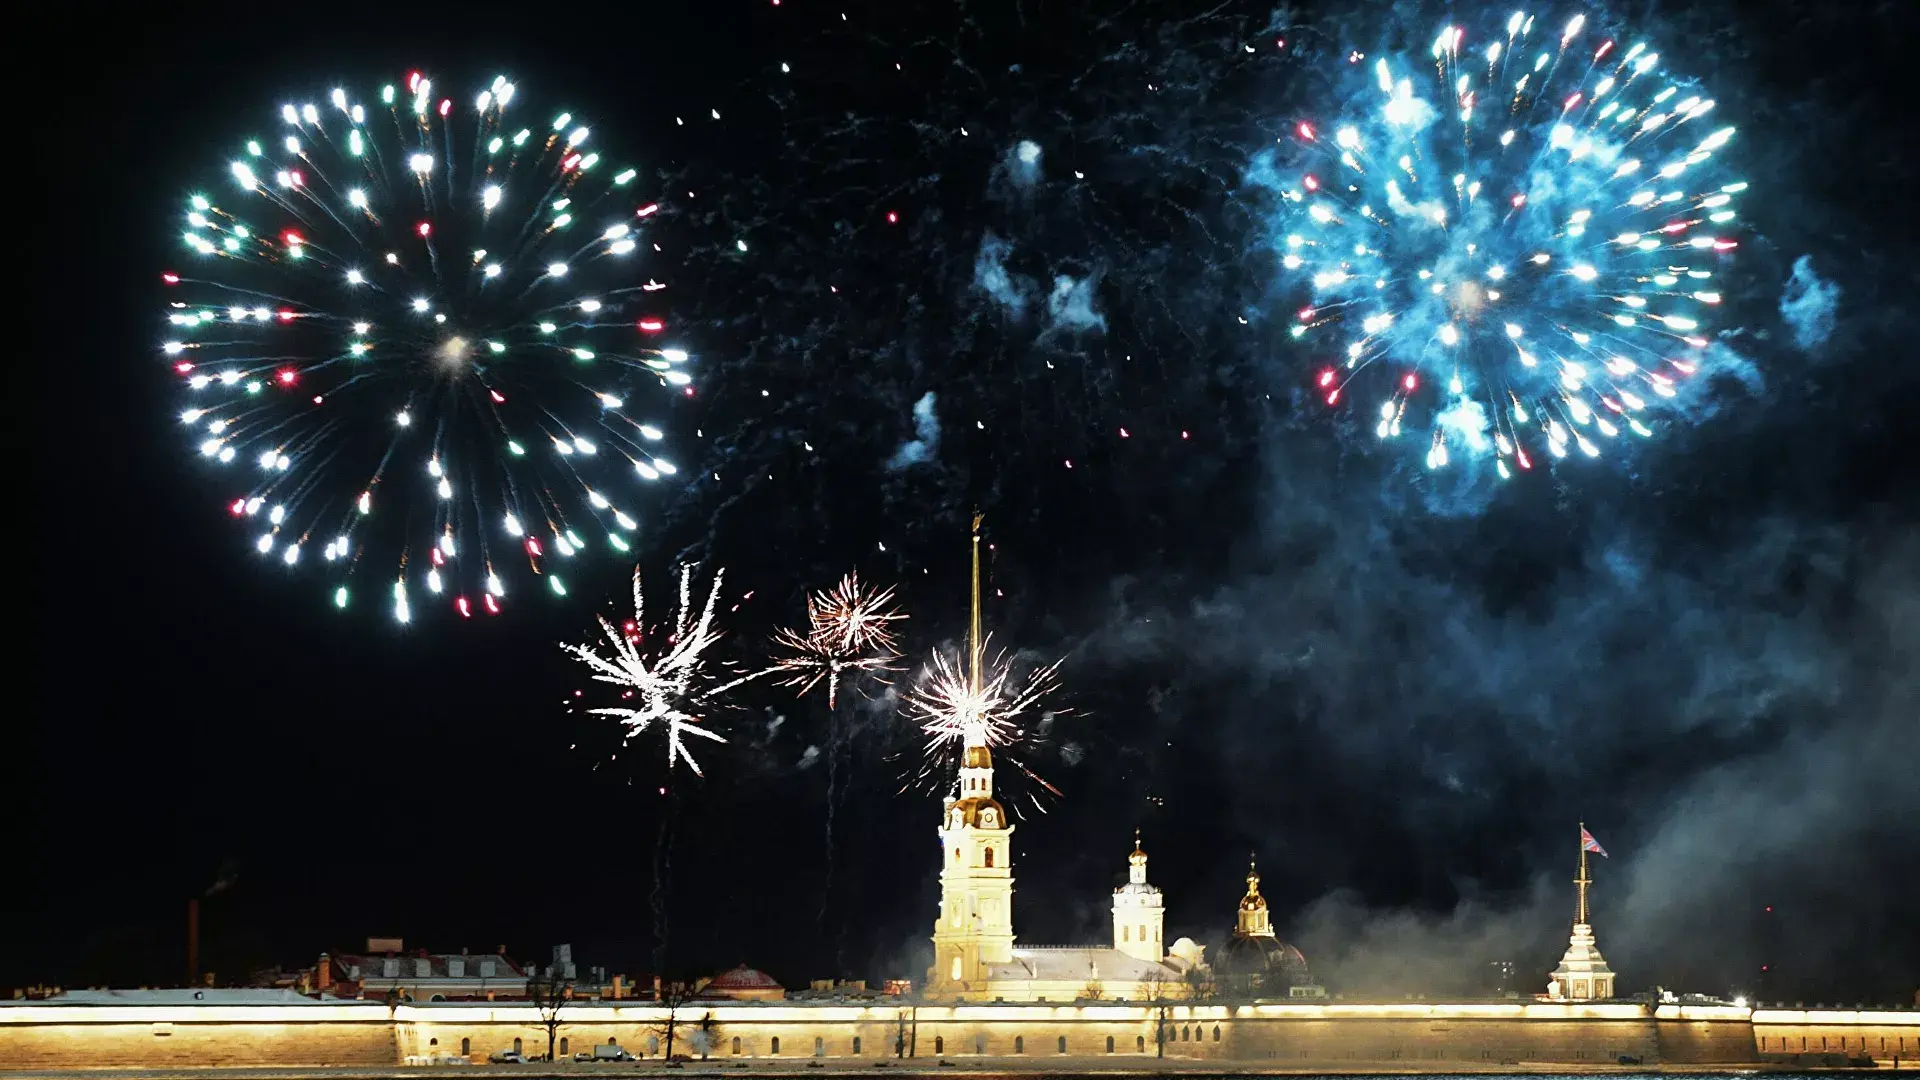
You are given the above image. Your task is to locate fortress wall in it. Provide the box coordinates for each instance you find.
[0,1018,397,1069]
[10,999,1910,1069]
[1227,1016,1657,1065]
[1751,1009,1920,1063]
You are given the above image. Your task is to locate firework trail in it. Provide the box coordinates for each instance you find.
[1263,7,1743,476]
[165,72,695,621]
[562,565,738,776]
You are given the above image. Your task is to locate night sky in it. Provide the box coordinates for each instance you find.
[15,0,1917,1004]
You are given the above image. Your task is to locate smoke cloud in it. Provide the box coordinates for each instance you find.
[1779,254,1840,350]
[973,233,1033,317]
[1044,273,1107,334]
[886,392,941,470]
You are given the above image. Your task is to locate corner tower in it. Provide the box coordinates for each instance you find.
[1112,830,1165,964]
[930,514,1015,997]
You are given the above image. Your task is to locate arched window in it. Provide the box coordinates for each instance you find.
[732,1037,742,1055]
[460,1038,470,1056]
[984,847,994,867]
[934,1037,944,1055]
[1014,1036,1024,1054]
[770,1037,781,1055]
[975,1035,986,1054]
[513,1038,523,1054]
[429,1038,439,1047]
[647,1036,661,1056]
[1155,927,1161,941]
[559,1037,569,1056]
[953,848,961,862]
[1136,1036,1146,1053]
[1106,1036,1115,1053]
[1213,1025,1221,1042]
[1122,926,1130,942]
[814,1036,824,1056]
[1057,1036,1067,1054]
[1181,1027,1189,1041]
[1138,925,1146,941]
[853,1037,862,1054]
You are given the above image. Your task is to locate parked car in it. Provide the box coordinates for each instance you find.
[488,1048,529,1064]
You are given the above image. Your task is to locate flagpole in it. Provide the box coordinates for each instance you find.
[1576,820,1591,926]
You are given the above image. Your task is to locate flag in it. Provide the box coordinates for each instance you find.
[1581,827,1608,857]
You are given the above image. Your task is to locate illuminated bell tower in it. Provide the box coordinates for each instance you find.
[930,513,1016,998]
[1112,830,1165,964]
[1548,822,1616,1001]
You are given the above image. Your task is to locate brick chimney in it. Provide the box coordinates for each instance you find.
[316,954,333,993]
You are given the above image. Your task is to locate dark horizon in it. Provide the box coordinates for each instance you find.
[15,0,1916,1006]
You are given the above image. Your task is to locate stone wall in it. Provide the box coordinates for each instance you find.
[6,997,1914,1070]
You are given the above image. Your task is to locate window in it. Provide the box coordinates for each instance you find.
[1213,1025,1221,1042]
[1014,1036,1024,1054]
[771,1038,780,1055]
[1155,927,1161,942]
[975,1035,986,1054]
[1123,926,1130,942]
[560,1038,569,1056]
[950,957,962,980]
[429,1038,438,1047]
[1057,1036,1067,1054]
[934,1037,944,1055]
[853,1037,862,1054]
[732,1037,741,1055]
[1106,1036,1115,1053]
[460,1038,470,1056]
[954,849,961,862]
[648,1036,660,1055]
[1181,1027,1189,1041]
[814,1037,824,1056]
[513,1038,523,1054]
[1136,1036,1146,1052]
[1138,925,1146,941]
[984,847,994,867]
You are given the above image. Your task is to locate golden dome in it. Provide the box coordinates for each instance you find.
[962,745,992,769]
[1240,859,1267,911]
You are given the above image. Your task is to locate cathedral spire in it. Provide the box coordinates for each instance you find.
[968,510,984,699]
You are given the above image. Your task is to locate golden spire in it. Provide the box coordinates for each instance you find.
[968,510,984,695]
[1575,821,1592,926]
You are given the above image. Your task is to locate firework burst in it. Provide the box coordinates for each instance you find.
[904,639,1067,813]
[562,565,735,776]
[166,72,694,621]
[1268,7,1743,476]
[763,573,906,707]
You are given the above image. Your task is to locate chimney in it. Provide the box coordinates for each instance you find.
[611,975,624,1000]
[316,954,333,993]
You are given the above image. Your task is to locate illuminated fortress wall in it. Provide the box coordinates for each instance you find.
[3,999,1915,1070]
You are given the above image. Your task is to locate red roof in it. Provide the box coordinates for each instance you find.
[706,965,782,990]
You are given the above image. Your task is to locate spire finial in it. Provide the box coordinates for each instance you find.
[968,510,984,695]
[1575,820,1592,926]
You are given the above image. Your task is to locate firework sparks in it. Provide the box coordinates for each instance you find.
[169,73,692,620]
[763,573,906,706]
[909,640,1062,753]
[562,565,734,776]
[1268,8,1743,477]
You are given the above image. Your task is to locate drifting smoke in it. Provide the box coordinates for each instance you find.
[973,233,1034,317]
[1088,456,1920,997]
[1044,273,1107,334]
[886,392,942,470]
[1007,139,1044,188]
[1780,255,1841,349]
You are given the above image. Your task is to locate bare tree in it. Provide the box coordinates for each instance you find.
[648,980,700,1061]
[527,970,572,1062]
[1081,977,1105,1001]
[1140,971,1177,1059]
[1182,963,1217,1002]
[689,1011,723,1060]
[893,1004,918,1058]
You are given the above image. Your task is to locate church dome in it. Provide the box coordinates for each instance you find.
[945,796,1008,830]
[1216,933,1309,979]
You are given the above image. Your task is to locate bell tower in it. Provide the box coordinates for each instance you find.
[929,513,1016,997]
[1112,830,1165,964]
